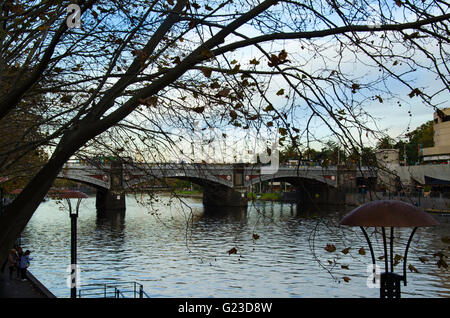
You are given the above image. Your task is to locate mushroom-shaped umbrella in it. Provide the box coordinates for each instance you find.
[47,189,88,216]
[340,200,438,298]
[340,200,438,227]
[10,188,23,194]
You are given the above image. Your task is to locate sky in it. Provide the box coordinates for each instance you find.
[135,38,446,163]
[61,1,448,163]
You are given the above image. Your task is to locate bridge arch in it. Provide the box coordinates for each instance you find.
[245,174,337,188]
[124,170,234,190]
[124,172,247,207]
[55,177,108,190]
[57,170,110,189]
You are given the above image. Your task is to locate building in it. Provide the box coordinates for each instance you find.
[375,149,400,192]
[376,149,400,166]
[422,107,450,163]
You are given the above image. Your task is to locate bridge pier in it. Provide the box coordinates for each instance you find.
[203,185,248,207]
[290,184,345,205]
[292,166,357,205]
[96,161,126,214]
[295,185,345,205]
[336,165,357,193]
[203,164,249,207]
[96,188,125,214]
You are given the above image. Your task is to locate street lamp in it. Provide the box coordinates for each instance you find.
[416,185,423,207]
[340,200,438,298]
[49,189,88,299]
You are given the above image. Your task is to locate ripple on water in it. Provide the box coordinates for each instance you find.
[20,195,450,298]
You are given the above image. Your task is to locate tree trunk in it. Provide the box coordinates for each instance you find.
[0,133,80,265]
[0,0,280,267]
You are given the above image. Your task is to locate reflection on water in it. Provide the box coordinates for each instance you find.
[20,195,450,298]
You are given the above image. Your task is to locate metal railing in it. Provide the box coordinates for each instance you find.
[78,281,150,298]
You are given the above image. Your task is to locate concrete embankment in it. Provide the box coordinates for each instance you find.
[253,191,450,213]
[345,192,450,212]
[0,270,56,298]
[26,271,56,298]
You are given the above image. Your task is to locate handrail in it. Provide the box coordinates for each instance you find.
[78,281,149,298]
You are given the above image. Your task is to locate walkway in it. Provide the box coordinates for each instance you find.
[0,270,47,298]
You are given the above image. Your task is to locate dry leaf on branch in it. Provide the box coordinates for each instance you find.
[408,264,419,273]
[341,247,351,255]
[228,247,237,255]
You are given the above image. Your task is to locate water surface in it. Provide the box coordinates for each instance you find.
[20,195,450,298]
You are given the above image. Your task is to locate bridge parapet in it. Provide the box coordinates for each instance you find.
[243,165,339,188]
[59,162,349,190]
[124,164,235,188]
[58,165,111,189]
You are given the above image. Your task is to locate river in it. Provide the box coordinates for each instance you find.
[19,194,450,298]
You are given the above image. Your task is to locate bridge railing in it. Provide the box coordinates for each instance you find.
[62,160,379,175]
[78,281,150,298]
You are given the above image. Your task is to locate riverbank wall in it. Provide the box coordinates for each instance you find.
[128,189,450,212]
[252,191,450,212]
[345,191,450,211]
[26,271,56,298]
[0,270,55,298]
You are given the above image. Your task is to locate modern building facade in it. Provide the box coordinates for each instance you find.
[422,107,450,163]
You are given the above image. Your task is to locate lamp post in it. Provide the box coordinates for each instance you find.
[416,185,423,207]
[49,189,88,299]
[340,200,438,298]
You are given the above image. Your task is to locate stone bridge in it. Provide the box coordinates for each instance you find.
[57,161,373,212]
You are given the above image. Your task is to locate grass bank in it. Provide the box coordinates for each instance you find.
[247,192,282,201]
[173,190,203,198]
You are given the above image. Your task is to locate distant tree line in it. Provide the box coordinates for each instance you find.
[279,121,434,167]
